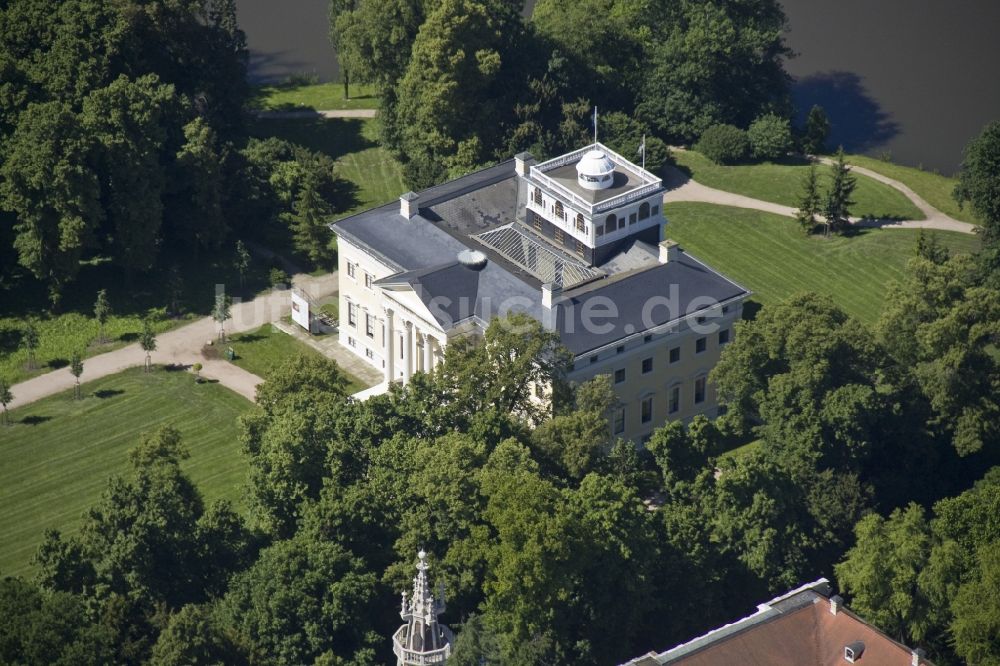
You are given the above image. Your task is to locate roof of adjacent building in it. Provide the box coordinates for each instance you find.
[622,579,933,666]
[331,158,749,354]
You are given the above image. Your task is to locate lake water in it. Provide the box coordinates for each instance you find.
[236,0,1000,174]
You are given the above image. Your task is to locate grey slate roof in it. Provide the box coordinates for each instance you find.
[555,254,747,355]
[331,160,749,356]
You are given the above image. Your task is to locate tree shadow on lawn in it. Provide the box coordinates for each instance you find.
[47,358,68,370]
[0,327,21,356]
[20,415,52,426]
[231,333,267,344]
[93,388,125,399]
[793,71,900,153]
[249,117,374,161]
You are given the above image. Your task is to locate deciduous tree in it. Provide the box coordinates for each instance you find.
[212,292,231,342]
[93,288,111,344]
[0,379,12,425]
[69,353,83,399]
[21,320,39,370]
[140,319,157,372]
[234,239,251,288]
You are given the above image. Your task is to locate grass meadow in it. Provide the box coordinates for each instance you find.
[0,367,251,577]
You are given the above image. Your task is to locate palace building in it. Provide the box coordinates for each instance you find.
[331,143,750,443]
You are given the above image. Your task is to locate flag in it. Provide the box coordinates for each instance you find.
[637,134,646,157]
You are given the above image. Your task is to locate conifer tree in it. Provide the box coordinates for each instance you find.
[824,148,856,235]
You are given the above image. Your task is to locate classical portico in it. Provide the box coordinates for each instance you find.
[379,298,447,385]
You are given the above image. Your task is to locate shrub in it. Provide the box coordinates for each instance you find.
[748,113,793,161]
[269,267,289,289]
[695,124,749,165]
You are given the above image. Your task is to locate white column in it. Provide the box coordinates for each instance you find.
[383,307,395,382]
[402,320,413,382]
[422,332,433,373]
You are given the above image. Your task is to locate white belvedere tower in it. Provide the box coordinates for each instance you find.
[392,550,454,665]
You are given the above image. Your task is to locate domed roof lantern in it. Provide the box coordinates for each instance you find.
[576,149,616,191]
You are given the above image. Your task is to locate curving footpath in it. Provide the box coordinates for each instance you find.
[663,151,978,235]
[6,273,338,411]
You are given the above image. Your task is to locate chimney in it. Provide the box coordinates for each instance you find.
[400,191,419,219]
[659,239,680,264]
[829,595,844,615]
[542,282,561,309]
[515,151,535,177]
[911,648,925,666]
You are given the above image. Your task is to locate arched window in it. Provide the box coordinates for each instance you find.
[605,214,617,232]
[533,187,542,205]
[576,213,585,231]
[638,201,651,220]
[554,200,564,219]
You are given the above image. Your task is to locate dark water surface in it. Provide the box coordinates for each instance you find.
[237,0,1000,173]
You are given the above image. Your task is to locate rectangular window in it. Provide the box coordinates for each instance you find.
[348,336,356,348]
[614,368,625,384]
[555,228,565,244]
[719,328,731,345]
[642,357,653,374]
[652,205,659,216]
[365,313,374,338]
[347,262,356,279]
[696,337,707,354]
[618,217,625,230]
[533,188,543,205]
[533,214,542,231]
[365,347,374,359]
[669,346,680,363]
[695,377,706,404]
[596,224,605,237]
[575,240,585,256]
[641,396,653,423]
[613,407,625,434]
[365,272,373,289]
[348,302,357,327]
[669,386,680,414]
[629,212,637,225]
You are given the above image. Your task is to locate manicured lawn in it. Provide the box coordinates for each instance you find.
[674,150,925,221]
[664,203,981,325]
[248,82,378,111]
[228,324,368,394]
[843,153,982,225]
[249,117,405,218]
[0,250,272,385]
[0,367,251,577]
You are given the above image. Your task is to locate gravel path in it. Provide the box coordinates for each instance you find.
[252,109,377,119]
[663,150,978,235]
[7,273,338,410]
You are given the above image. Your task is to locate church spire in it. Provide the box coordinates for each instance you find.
[393,550,454,665]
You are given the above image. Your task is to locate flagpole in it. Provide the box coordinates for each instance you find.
[641,133,646,171]
[593,106,598,144]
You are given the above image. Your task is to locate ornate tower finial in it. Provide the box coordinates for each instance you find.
[392,551,454,665]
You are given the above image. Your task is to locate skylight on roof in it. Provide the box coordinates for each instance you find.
[473,224,603,288]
